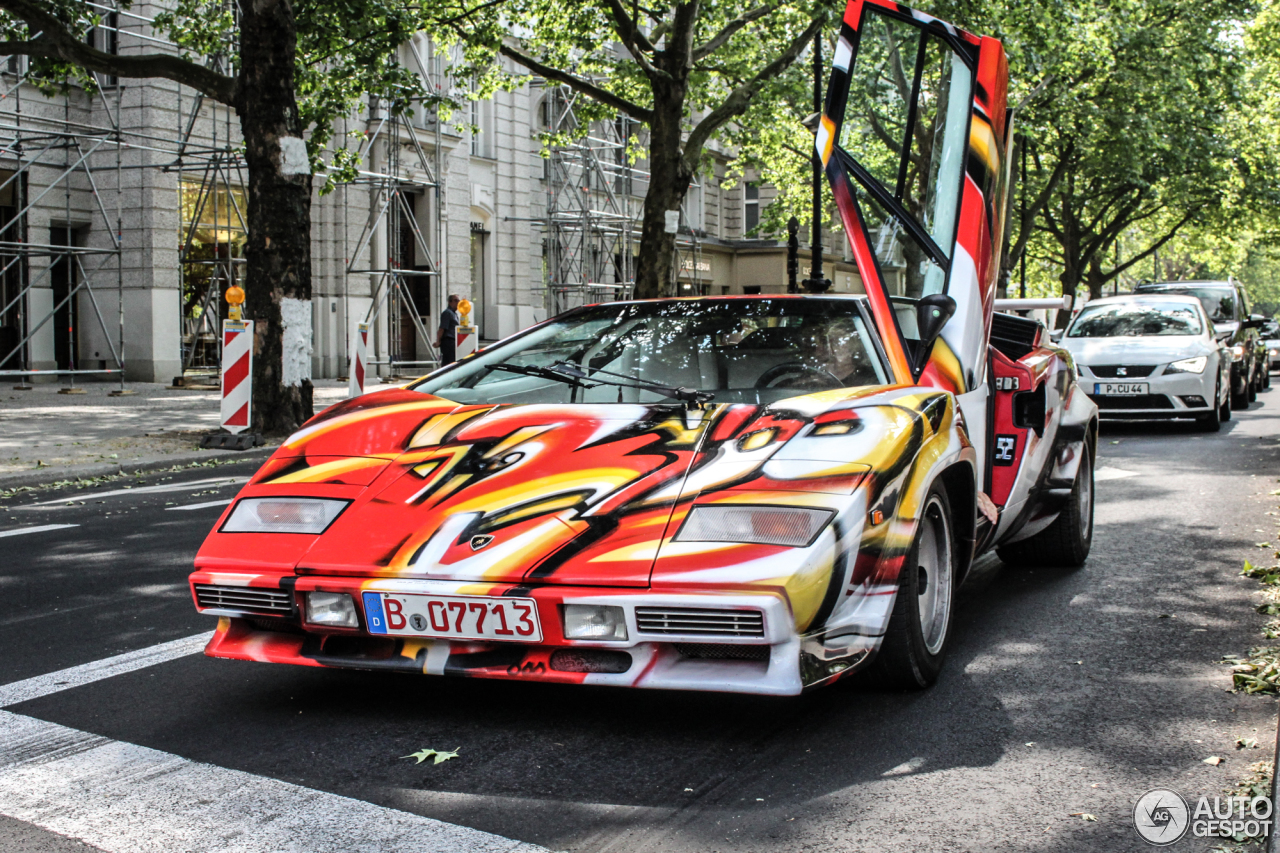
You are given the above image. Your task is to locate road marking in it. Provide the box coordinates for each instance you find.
[0,633,212,708]
[0,523,79,539]
[165,499,233,511]
[16,477,249,509]
[0,710,547,853]
[1096,466,1139,482]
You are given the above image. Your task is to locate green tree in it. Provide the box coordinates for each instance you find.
[0,0,431,433]
[439,0,834,298]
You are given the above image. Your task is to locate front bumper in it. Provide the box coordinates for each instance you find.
[1082,365,1216,419]
[191,573,873,696]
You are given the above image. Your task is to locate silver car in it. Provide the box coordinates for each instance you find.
[1061,294,1230,431]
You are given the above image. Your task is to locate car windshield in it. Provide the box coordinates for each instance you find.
[1135,285,1236,324]
[1067,302,1203,338]
[412,299,888,406]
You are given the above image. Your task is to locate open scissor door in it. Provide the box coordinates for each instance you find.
[819,0,1010,396]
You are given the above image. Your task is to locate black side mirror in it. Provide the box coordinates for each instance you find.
[914,293,957,370]
[1243,315,1266,330]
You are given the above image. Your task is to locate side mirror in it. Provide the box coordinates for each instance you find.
[1243,314,1266,330]
[914,293,957,369]
[1049,329,1064,343]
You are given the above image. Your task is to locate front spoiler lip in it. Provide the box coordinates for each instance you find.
[191,574,879,695]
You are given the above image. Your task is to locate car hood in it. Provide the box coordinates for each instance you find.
[1061,336,1214,365]
[200,386,899,588]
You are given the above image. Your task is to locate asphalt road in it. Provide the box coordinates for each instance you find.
[2,390,1280,852]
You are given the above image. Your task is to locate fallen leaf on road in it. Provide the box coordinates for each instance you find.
[1236,738,1258,750]
[1204,756,1224,766]
[401,747,460,765]
[1069,812,1097,822]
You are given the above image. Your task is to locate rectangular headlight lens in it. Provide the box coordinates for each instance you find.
[676,505,834,548]
[564,604,628,640]
[305,591,358,627]
[221,497,348,534]
[1166,356,1207,375]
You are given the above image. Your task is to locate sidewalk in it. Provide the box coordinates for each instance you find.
[0,379,355,489]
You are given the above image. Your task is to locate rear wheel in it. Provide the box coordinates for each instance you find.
[870,487,956,690]
[997,443,1094,568]
[1248,369,1258,402]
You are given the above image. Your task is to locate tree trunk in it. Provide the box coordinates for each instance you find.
[633,89,692,299]
[238,0,313,435]
[1085,256,1106,301]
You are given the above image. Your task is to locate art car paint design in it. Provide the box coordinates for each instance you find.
[188,0,1097,696]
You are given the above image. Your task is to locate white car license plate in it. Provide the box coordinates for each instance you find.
[362,592,542,642]
[1094,382,1148,396]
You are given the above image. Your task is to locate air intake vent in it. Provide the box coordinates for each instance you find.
[635,607,764,638]
[194,584,293,615]
[674,643,770,661]
[990,312,1044,360]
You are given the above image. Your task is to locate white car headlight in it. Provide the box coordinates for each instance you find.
[563,604,628,640]
[1165,356,1207,375]
[676,505,834,548]
[305,591,358,627]
[221,497,348,534]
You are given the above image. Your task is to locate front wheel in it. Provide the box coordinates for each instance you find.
[869,487,956,690]
[997,443,1095,568]
[1197,384,1222,432]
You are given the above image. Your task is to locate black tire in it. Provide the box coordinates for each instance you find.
[1232,373,1249,409]
[1248,371,1258,403]
[1265,367,1272,390]
[997,442,1094,568]
[1221,382,1232,421]
[1197,385,1222,432]
[869,486,956,690]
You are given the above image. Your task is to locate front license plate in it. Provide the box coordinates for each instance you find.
[362,592,542,642]
[1094,382,1149,396]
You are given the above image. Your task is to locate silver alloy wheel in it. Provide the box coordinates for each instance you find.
[915,494,953,656]
[1077,447,1093,542]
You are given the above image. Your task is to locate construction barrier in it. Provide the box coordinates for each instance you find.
[220,319,253,434]
[348,321,369,397]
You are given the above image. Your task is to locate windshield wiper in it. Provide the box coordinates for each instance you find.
[485,362,597,388]
[554,362,715,406]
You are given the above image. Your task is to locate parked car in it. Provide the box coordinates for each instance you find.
[1254,318,1274,379]
[186,0,1098,696]
[1133,280,1264,408]
[1061,294,1230,431]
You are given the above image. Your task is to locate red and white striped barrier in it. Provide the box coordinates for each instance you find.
[348,321,368,397]
[220,319,253,434]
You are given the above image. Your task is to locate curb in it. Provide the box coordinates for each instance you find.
[1270,706,1279,853]
[0,446,275,491]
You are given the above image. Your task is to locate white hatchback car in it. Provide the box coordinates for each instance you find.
[1060,294,1230,431]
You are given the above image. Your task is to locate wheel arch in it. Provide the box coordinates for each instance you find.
[936,461,977,585]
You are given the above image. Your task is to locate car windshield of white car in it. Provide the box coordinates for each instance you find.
[413,299,888,406]
[1067,302,1203,338]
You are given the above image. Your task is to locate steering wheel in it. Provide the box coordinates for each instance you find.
[755,361,843,389]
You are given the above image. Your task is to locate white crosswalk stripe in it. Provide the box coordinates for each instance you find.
[0,636,548,853]
[0,523,79,538]
[0,711,547,853]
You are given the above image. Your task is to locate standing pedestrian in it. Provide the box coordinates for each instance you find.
[436,294,461,365]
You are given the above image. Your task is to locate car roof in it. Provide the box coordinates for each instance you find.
[1080,294,1205,308]
[1134,280,1236,291]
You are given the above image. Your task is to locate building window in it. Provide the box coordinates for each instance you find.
[685,179,703,232]
[86,12,118,87]
[744,183,759,233]
[471,97,494,159]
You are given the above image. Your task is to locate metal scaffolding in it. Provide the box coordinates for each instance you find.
[540,84,642,314]
[0,45,127,390]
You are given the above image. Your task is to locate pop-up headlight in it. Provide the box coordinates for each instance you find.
[221,497,348,534]
[676,505,834,548]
